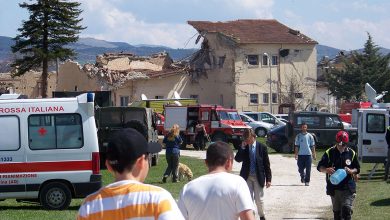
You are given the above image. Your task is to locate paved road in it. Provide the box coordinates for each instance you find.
[163,149,332,220]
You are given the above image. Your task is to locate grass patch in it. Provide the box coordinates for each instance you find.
[0,155,207,219]
[353,162,390,219]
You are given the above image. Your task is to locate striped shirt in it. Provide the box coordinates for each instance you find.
[77,180,184,220]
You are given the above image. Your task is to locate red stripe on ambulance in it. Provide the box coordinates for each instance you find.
[0,161,92,173]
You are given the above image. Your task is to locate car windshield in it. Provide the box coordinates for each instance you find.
[219,111,241,120]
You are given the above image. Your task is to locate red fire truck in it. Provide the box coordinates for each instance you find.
[339,101,371,123]
[163,104,250,149]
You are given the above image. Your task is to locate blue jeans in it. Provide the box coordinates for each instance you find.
[297,155,312,182]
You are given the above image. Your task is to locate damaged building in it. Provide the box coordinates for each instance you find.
[57,19,318,111]
[187,19,318,112]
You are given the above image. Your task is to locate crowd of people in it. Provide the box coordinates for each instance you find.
[77,124,360,220]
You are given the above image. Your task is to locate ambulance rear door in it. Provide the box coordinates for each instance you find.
[0,114,27,199]
[358,109,389,163]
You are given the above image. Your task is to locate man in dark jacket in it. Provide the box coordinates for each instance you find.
[235,128,272,220]
[384,126,390,181]
[317,131,360,220]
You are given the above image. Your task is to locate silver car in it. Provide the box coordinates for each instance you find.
[239,113,274,137]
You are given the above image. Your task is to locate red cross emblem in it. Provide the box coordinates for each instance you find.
[38,127,47,136]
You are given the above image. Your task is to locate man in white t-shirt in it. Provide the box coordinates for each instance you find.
[178,141,255,220]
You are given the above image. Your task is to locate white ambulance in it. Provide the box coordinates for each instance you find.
[0,93,101,210]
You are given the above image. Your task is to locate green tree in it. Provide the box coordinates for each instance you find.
[325,33,390,100]
[11,0,85,98]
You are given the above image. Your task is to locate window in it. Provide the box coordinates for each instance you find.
[120,96,129,106]
[28,114,83,150]
[0,116,20,151]
[263,93,269,103]
[201,111,209,121]
[325,116,342,128]
[272,55,279,66]
[154,96,164,99]
[295,93,303,98]
[218,56,226,68]
[366,114,385,133]
[262,55,269,66]
[247,55,259,65]
[245,113,258,121]
[296,116,321,127]
[261,113,276,124]
[190,94,199,99]
[250,94,258,104]
[272,93,278,103]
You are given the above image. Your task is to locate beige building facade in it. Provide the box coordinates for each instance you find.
[0,71,56,98]
[57,20,317,112]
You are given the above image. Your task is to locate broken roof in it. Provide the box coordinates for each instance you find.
[188,19,317,44]
[68,52,186,88]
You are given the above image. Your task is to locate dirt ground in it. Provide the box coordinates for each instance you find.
[170,149,333,220]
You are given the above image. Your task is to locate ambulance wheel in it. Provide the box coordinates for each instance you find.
[40,182,72,210]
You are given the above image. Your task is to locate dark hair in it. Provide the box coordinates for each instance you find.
[301,122,307,127]
[243,128,256,140]
[206,141,233,169]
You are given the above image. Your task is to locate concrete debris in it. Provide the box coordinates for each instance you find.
[67,52,184,88]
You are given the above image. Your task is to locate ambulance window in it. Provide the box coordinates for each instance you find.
[366,114,385,133]
[0,116,20,151]
[28,114,83,150]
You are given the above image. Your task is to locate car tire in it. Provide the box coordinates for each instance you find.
[255,127,267,137]
[212,132,227,142]
[39,182,72,210]
[231,139,242,150]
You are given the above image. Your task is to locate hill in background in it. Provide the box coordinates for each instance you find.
[1,36,389,72]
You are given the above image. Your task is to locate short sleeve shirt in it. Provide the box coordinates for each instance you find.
[295,132,315,155]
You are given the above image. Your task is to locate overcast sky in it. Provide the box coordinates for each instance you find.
[0,0,389,50]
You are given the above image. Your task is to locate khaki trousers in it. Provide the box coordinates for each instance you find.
[247,175,265,217]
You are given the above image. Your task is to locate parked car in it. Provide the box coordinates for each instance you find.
[239,113,274,137]
[266,125,290,152]
[265,111,357,153]
[273,114,289,123]
[242,112,286,126]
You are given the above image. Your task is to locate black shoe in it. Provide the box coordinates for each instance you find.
[162,176,168,183]
[260,216,266,220]
[301,178,304,183]
[305,182,310,186]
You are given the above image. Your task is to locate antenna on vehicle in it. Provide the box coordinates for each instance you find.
[365,83,388,104]
[141,94,148,100]
[174,101,182,106]
[173,91,181,99]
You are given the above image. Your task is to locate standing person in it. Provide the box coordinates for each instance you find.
[77,128,184,220]
[384,126,390,181]
[178,141,255,220]
[235,128,272,220]
[195,121,207,151]
[162,124,182,183]
[317,130,360,220]
[294,122,316,186]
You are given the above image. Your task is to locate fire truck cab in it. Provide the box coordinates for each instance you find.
[163,105,250,149]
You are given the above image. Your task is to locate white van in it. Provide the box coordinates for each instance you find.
[0,93,101,210]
